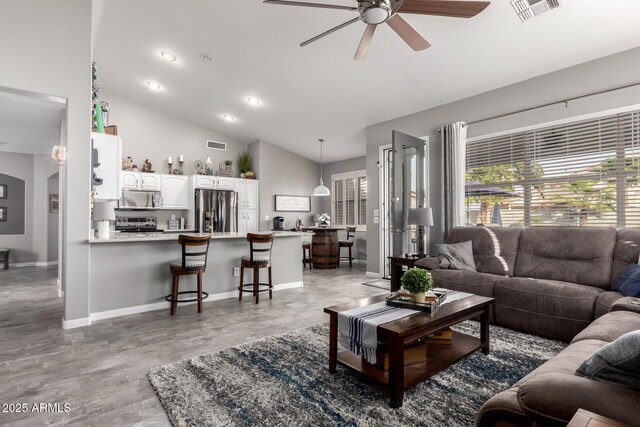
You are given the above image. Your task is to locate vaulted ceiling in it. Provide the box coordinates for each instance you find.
[93,0,640,162]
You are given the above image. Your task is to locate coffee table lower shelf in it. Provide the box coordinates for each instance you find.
[336,331,481,389]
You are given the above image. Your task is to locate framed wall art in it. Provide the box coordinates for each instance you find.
[0,184,6,199]
[274,195,311,212]
[0,207,6,222]
[49,194,59,213]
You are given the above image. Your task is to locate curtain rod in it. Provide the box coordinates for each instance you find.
[436,81,640,132]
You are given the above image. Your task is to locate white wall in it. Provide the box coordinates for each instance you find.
[365,46,640,274]
[100,89,248,176]
[0,1,93,322]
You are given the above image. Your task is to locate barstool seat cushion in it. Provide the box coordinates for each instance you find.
[241,255,270,263]
[339,240,354,247]
[169,259,206,268]
[302,242,311,247]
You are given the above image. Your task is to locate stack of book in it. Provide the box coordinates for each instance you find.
[216,169,233,177]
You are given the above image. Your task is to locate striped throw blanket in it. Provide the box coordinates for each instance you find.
[337,289,472,364]
[338,303,415,364]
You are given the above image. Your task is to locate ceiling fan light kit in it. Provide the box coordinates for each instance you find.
[264,0,490,60]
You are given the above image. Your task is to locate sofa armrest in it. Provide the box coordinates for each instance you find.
[610,296,640,315]
[517,373,640,426]
[413,257,440,270]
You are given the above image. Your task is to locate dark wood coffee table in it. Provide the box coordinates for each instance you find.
[324,293,494,408]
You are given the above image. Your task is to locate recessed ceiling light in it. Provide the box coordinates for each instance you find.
[146,81,162,91]
[246,97,261,106]
[160,51,177,62]
[200,53,214,62]
[222,114,236,122]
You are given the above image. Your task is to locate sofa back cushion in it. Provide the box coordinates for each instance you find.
[611,228,640,286]
[445,226,522,276]
[514,227,616,289]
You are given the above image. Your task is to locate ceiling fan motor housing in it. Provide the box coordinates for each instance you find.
[358,0,393,24]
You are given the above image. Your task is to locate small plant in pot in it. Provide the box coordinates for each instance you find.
[400,268,433,303]
[224,160,232,171]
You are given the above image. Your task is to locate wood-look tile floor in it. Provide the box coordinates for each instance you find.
[0,263,387,426]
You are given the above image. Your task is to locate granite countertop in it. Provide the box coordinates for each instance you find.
[88,231,304,244]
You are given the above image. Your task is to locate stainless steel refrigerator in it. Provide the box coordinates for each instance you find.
[194,189,238,233]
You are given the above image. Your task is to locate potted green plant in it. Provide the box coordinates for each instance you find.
[224,160,232,171]
[237,150,252,177]
[400,268,433,303]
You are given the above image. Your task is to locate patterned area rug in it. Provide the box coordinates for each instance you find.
[148,322,566,427]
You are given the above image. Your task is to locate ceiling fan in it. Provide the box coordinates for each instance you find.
[263,0,490,60]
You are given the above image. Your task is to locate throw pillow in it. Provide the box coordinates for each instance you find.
[575,330,640,392]
[613,263,640,297]
[436,241,476,272]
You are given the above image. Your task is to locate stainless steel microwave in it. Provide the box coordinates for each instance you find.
[119,189,162,209]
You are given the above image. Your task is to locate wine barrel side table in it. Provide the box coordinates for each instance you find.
[302,227,345,269]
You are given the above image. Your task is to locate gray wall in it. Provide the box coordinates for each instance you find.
[47,173,59,262]
[100,89,248,177]
[0,174,26,236]
[365,46,640,274]
[0,0,93,321]
[320,156,367,261]
[253,140,321,231]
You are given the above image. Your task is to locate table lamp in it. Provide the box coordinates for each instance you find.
[93,200,116,239]
[408,207,433,257]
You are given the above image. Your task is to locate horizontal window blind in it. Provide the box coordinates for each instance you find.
[465,110,640,227]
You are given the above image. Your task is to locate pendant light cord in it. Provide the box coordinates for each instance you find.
[319,138,324,185]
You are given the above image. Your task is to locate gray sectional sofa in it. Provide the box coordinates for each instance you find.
[414,226,640,426]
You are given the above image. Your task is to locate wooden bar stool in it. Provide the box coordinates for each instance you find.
[302,242,313,269]
[339,226,356,267]
[238,233,275,304]
[166,234,211,315]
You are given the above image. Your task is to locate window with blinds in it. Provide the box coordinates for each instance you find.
[332,170,367,228]
[465,109,640,227]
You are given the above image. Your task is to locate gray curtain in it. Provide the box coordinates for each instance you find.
[441,122,467,236]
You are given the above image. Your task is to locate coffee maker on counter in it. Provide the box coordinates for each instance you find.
[273,216,284,231]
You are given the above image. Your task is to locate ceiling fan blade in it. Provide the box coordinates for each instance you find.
[354,24,377,61]
[386,15,430,51]
[263,0,358,11]
[398,0,490,18]
[300,17,360,47]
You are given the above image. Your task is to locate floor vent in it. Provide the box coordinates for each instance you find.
[207,140,227,151]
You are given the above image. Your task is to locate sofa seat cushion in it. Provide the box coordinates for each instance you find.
[429,269,503,298]
[494,277,603,341]
[516,372,640,426]
[516,339,605,386]
[572,310,640,344]
[594,291,624,318]
[514,226,616,289]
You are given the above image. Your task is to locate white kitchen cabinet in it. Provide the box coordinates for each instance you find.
[238,208,258,234]
[140,173,161,191]
[161,175,189,209]
[92,132,122,200]
[216,177,236,191]
[121,171,140,190]
[195,175,216,189]
[237,179,258,210]
[120,172,161,191]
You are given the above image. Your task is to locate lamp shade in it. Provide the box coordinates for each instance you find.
[92,200,116,221]
[408,207,433,227]
[312,183,331,197]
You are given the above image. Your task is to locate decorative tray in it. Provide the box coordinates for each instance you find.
[386,289,448,312]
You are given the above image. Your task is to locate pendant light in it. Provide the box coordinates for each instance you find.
[313,138,330,197]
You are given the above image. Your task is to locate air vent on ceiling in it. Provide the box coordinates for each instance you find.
[511,0,560,22]
[207,140,227,151]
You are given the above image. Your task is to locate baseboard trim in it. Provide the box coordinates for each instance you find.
[10,261,59,268]
[88,281,305,323]
[365,271,382,279]
[62,316,91,329]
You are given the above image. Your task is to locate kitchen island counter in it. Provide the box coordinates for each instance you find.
[88,231,304,244]
[88,230,303,322]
